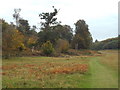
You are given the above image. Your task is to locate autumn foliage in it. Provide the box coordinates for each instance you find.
[41,41,55,56]
[56,39,70,53]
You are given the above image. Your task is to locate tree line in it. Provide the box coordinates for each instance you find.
[91,36,119,50]
[2,7,94,58]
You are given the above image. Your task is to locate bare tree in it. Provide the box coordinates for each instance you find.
[13,8,21,28]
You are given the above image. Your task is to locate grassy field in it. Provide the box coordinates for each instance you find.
[2,50,118,88]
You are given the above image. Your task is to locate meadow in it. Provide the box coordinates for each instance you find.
[2,50,118,88]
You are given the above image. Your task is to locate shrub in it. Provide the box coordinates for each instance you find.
[56,39,69,53]
[41,41,54,56]
[66,49,80,55]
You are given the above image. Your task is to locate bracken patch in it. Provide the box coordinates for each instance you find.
[48,64,88,74]
[2,64,19,70]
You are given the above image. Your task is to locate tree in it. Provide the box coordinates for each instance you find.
[52,25,73,43]
[17,18,38,49]
[91,37,119,50]
[41,41,54,56]
[56,39,69,53]
[38,6,60,46]
[72,34,85,50]
[18,19,30,35]
[95,39,99,43]
[103,40,118,49]
[13,8,21,28]
[37,29,57,46]
[72,19,93,49]
[2,20,25,58]
[29,25,38,36]
[37,24,73,47]
[39,6,60,30]
[27,35,38,48]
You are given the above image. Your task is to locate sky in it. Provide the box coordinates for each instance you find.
[0,0,119,41]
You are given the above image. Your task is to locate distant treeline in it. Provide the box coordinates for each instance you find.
[2,7,118,59]
[2,7,93,58]
[91,36,120,50]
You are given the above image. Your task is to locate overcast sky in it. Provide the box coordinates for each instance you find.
[0,0,119,41]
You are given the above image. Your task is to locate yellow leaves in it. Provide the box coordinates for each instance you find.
[11,29,25,50]
[14,29,19,33]
[19,43,26,49]
[56,39,69,53]
[3,29,25,51]
[12,29,24,41]
[27,37,37,45]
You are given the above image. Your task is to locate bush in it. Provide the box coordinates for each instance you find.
[66,49,80,55]
[41,41,54,56]
[56,39,69,53]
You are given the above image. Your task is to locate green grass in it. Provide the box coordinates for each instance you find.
[88,57,118,88]
[2,50,118,88]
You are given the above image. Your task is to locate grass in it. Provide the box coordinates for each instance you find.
[2,50,118,88]
[99,50,118,70]
[88,57,118,88]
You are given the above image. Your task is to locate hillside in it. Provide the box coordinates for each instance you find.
[91,36,119,50]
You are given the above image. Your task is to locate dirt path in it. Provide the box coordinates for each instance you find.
[88,57,118,88]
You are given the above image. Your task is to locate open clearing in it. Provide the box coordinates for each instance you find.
[2,50,118,88]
